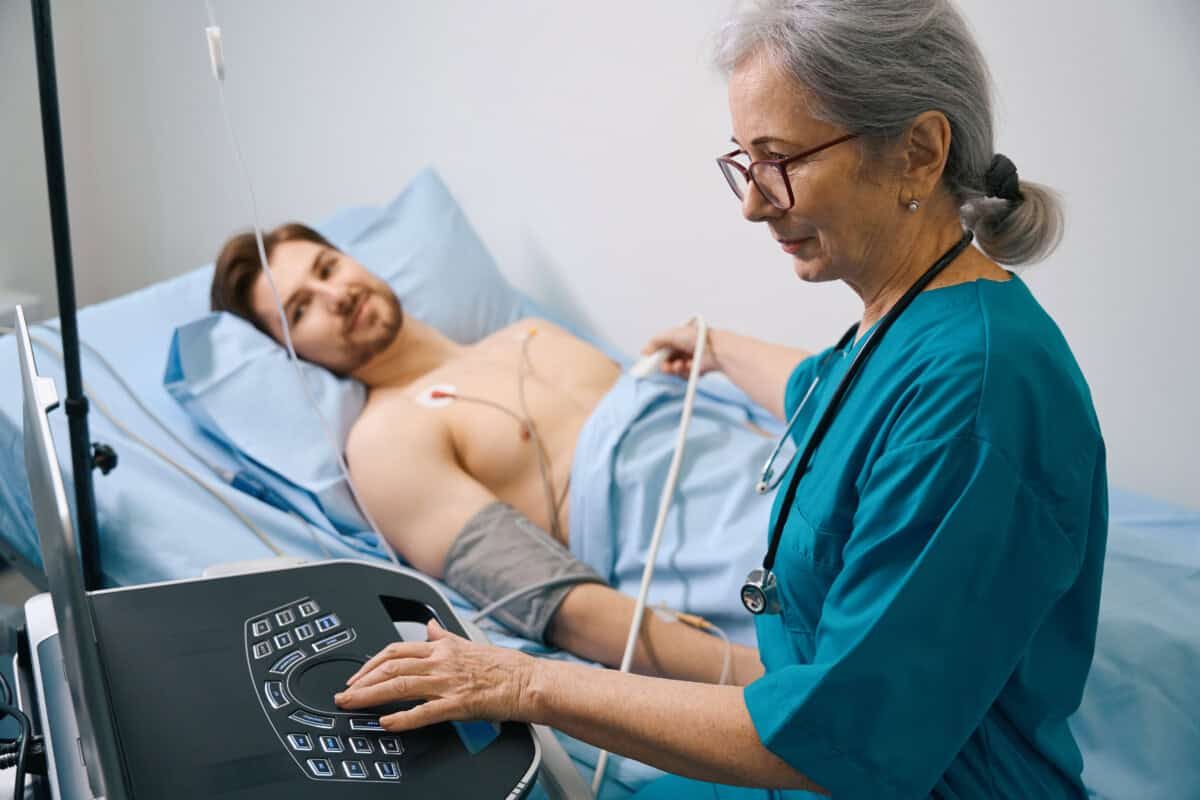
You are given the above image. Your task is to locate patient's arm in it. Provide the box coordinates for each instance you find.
[345,408,496,579]
[346,411,761,685]
[642,324,810,421]
[551,584,765,685]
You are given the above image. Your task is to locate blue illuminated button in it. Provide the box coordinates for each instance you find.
[298,600,320,617]
[318,735,343,754]
[288,710,334,729]
[348,736,373,754]
[379,737,403,755]
[306,758,334,778]
[269,650,306,675]
[375,760,400,780]
[343,760,367,779]
[349,718,384,732]
[286,733,312,752]
[264,681,289,709]
[315,613,340,632]
[273,631,293,649]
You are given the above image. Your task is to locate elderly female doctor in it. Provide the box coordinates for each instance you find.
[336,1,1108,796]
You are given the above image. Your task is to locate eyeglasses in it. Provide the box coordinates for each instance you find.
[716,133,858,210]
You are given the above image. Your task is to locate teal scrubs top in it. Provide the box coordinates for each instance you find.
[635,276,1107,799]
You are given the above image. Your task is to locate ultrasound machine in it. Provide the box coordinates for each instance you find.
[10,305,563,798]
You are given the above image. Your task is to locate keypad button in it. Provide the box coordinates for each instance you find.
[269,650,306,675]
[298,600,320,617]
[294,623,314,641]
[252,641,272,660]
[375,760,401,780]
[251,619,271,637]
[306,758,334,778]
[350,718,384,732]
[288,710,334,729]
[348,736,373,754]
[276,609,296,626]
[342,760,367,779]
[312,629,354,653]
[264,681,289,709]
[273,631,293,649]
[315,613,340,632]
[379,736,403,755]
[286,733,313,752]
[318,735,344,754]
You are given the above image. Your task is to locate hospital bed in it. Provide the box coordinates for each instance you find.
[2,169,1197,799]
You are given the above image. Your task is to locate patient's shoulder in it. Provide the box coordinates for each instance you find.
[346,388,451,461]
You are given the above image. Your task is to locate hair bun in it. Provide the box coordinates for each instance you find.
[985,154,1023,203]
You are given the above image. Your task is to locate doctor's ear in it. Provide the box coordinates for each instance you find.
[899,110,952,196]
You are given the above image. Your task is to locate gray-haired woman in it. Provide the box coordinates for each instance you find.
[336,1,1106,797]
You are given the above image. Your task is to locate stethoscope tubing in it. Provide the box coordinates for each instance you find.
[759,231,975,575]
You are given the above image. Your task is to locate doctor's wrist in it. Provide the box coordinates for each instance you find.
[518,654,558,723]
[705,326,727,374]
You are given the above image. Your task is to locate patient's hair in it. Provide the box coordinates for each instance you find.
[211,223,337,334]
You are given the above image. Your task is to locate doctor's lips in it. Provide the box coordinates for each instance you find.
[776,236,815,255]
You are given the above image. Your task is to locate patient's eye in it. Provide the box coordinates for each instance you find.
[318,257,335,280]
[292,302,307,324]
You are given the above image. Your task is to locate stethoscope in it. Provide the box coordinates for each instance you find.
[741,231,975,615]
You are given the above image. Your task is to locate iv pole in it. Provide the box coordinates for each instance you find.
[30,0,104,591]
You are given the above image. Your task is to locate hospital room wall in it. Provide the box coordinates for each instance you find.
[1,1,1196,510]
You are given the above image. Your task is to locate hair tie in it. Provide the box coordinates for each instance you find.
[985,154,1023,203]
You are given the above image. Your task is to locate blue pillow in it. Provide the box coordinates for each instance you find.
[165,312,370,534]
[165,168,570,537]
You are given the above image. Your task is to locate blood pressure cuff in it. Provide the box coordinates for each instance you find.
[442,502,605,644]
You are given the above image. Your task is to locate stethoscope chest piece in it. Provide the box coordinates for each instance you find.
[741,568,781,615]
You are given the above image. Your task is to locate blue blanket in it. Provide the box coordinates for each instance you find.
[569,372,783,647]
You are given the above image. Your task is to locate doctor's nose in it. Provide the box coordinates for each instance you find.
[742,182,784,223]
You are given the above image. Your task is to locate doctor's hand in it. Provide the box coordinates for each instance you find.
[334,620,536,731]
[641,321,721,378]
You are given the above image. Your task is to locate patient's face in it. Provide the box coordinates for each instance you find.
[249,240,403,375]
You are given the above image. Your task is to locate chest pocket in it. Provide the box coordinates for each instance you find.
[772,346,866,637]
[774,476,853,638]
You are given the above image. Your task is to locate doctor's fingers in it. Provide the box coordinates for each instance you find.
[641,323,698,356]
[336,673,446,711]
[346,640,435,686]
[346,654,431,692]
[380,698,461,732]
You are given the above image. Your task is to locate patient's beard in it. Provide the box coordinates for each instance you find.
[340,290,403,375]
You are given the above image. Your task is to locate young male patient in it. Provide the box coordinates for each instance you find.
[211,223,761,685]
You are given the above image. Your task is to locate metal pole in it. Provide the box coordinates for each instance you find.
[30,0,103,590]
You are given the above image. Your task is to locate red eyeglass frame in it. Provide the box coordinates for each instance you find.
[716,133,859,210]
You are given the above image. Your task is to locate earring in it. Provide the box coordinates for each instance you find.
[907,199,921,212]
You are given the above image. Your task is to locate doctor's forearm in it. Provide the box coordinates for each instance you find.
[522,659,825,792]
[708,328,811,420]
[548,583,763,685]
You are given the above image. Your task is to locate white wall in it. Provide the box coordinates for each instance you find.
[3,0,1197,509]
